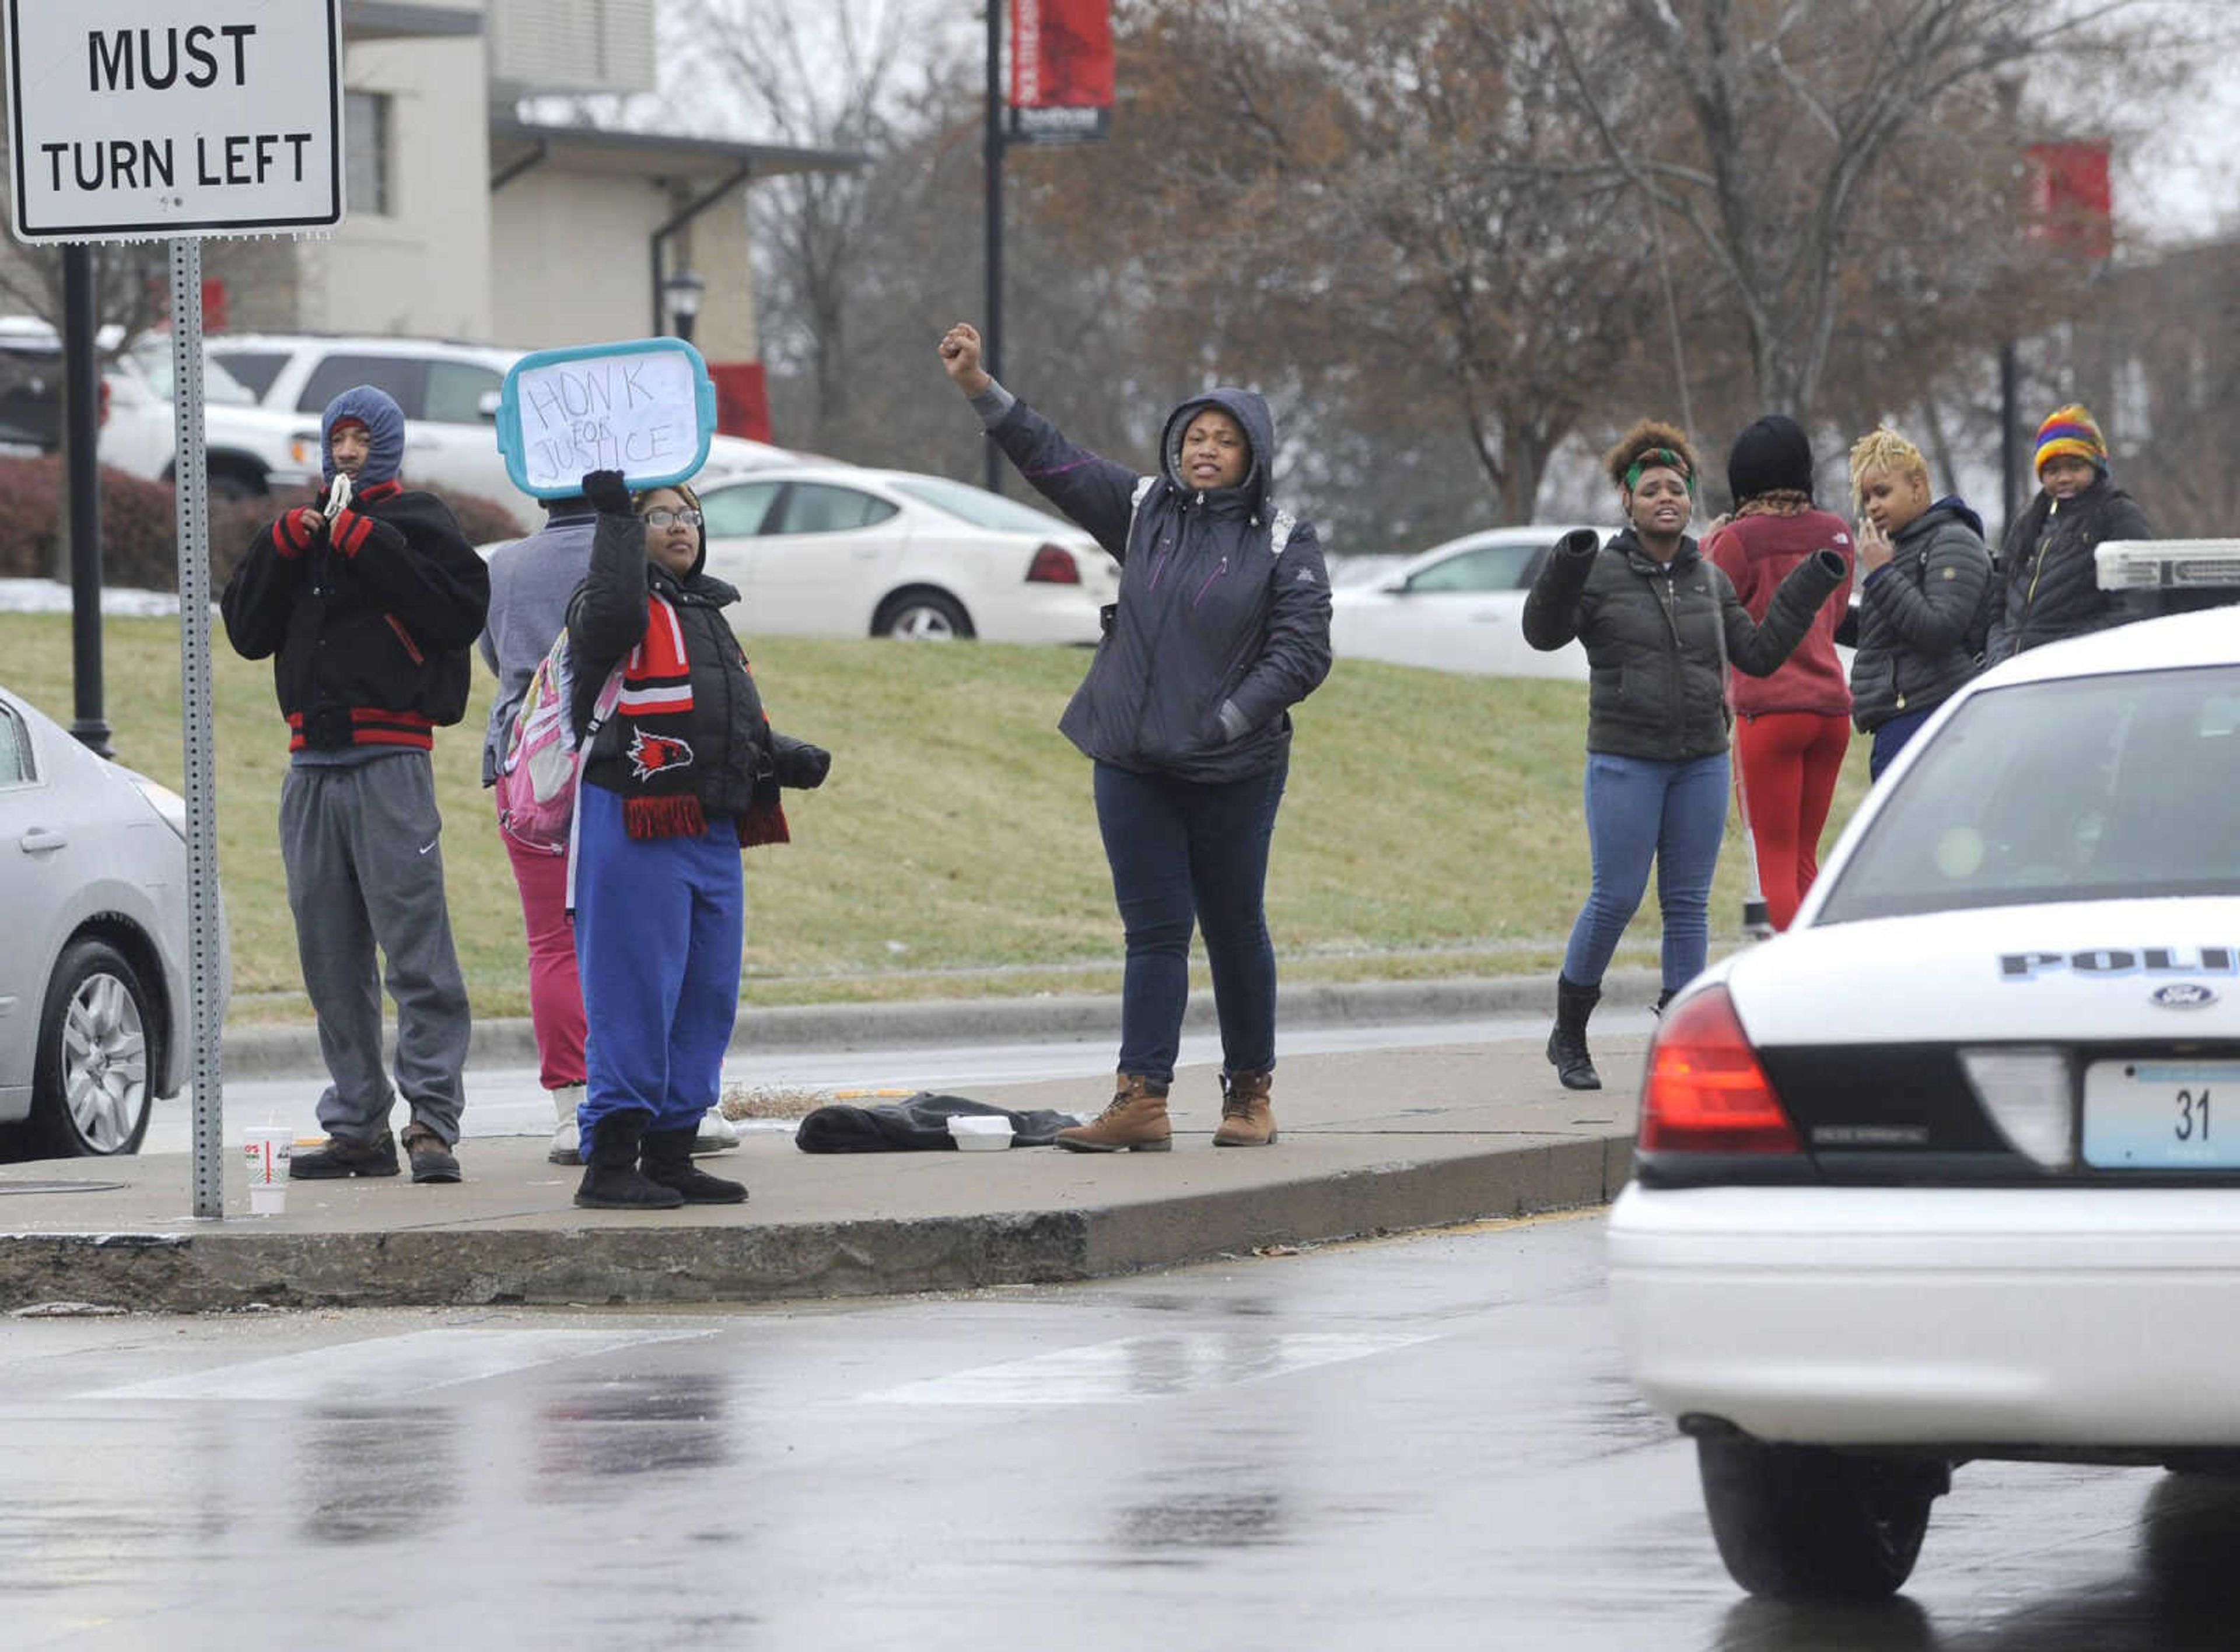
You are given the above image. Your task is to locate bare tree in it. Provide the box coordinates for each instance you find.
[673,0,950,447]
[1545,0,2219,421]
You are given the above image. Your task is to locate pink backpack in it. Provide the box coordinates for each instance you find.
[495,628,624,856]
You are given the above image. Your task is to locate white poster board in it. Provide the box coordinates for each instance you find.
[496,337,717,499]
[6,0,344,241]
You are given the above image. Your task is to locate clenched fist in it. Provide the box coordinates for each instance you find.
[937,323,992,397]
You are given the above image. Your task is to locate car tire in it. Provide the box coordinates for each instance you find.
[26,937,156,1159]
[872,590,974,641]
[205,463,264,501]
[1696,1437,1944,1601]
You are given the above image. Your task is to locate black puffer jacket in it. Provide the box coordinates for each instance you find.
[221,481,489,752]
[568,509,779,820]
[1845,499,1993,733]
[985,387,1332,783]
[1524,527,1847,761]
[1986,478,2153,663]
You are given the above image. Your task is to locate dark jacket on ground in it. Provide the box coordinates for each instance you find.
[1986,477,2153,663]
[1843,498,1992,733]
[568,508,781,822]
[1523,527,1847,762]
[984,387,1333,784]
[221,480,490,752]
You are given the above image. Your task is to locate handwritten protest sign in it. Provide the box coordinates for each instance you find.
[496,337,716,499]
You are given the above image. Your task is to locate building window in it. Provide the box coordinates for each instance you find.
[346,92,392,216]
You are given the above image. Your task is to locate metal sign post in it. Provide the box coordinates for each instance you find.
[168,239,225,1217]
[6,0,345,1219]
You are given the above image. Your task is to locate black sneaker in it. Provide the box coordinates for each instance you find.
[401,1125,461,1184]
[290,1132,400,1179]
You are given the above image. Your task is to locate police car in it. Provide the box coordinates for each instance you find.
[1608,562,2240,1602]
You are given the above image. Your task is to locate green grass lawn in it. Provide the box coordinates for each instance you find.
[2,613,1874,1024]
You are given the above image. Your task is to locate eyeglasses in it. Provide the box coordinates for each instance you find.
[643,508,703,529]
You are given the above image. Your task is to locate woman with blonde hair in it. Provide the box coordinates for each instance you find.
[1842,425,1994,778]
[1523,421,1846,1090]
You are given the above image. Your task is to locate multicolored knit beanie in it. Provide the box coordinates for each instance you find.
[2032,404,2108,479]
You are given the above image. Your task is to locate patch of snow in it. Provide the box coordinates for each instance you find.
[0,579,181,618]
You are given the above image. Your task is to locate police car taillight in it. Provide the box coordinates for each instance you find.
[2095,540,2240,591]
[1638,985,1800,1154]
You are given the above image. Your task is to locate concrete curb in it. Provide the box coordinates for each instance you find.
[220,967,1668,1080]
[0,1135,1632,1312]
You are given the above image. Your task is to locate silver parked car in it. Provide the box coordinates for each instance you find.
[0,685,220,1159]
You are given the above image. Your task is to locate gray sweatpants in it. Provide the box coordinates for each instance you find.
[280,753,471,1144]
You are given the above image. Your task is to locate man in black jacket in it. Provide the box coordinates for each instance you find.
[221,386,490,1184]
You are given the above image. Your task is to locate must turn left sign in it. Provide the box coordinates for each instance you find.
[6,1,344,242]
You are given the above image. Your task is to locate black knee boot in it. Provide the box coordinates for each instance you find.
[1546,974,1603,1091]
[574,1111,685,1210]
[641,1126,748,1204]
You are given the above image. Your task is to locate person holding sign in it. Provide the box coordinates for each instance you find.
[564,471,831,1210]
[220,387,490,1183]
[939,321,1332,1153]
[478,489,744,1165]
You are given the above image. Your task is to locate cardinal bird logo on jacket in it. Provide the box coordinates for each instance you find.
[627,730,695,780]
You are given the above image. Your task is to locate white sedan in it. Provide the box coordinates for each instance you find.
[0,687,218,1159]
[1329,524,1597,680]
[694,466,1118,643]
[1607,598,2240,1600]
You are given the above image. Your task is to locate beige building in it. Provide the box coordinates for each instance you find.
[7,0,861,437]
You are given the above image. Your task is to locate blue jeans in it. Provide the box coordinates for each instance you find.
[1562,751,1731,994]
[1093,757,1288,1083]
[1870,707,1935,779]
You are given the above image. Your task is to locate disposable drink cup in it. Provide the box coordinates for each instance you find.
[243,1126,291,1216]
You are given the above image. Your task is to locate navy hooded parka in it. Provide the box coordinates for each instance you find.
[984,388,1333,783]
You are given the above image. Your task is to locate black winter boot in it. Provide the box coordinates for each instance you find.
[1654,988,1678,1016]
[574,1111,685,1210]
[640,1126,748,1204]
[1546,974,1604,1091]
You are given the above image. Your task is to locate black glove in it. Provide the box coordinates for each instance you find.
[772,734,831,790]
[581,469,634,516]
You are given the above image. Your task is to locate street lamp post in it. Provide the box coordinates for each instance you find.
[663,270,706,345]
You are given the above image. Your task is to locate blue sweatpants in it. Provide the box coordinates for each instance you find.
[572,783,743,1145]
[1561,750,1731,995]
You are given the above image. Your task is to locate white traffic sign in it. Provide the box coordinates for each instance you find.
[5,1,343,242]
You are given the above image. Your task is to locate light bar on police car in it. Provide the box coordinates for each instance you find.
[2095,539,2240,590]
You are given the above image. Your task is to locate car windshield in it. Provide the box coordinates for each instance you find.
[1815,663,2240,922]
[889,475,1076,536]
[129,342,256,405]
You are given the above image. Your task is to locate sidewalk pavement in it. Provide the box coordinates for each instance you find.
[0,980,1658,1315]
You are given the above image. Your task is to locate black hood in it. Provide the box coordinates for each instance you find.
[1160,387,1276,516]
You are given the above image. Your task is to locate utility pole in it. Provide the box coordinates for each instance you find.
[62,245,110,757]
[983,0,1006,494]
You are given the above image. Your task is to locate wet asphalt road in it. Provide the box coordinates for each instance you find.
[4,1214,2236,1651]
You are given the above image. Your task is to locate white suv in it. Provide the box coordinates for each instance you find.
[209,334,800,509]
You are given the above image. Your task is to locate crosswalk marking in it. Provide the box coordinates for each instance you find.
[855,1331,1433,1406]
[87,1327,710,1402]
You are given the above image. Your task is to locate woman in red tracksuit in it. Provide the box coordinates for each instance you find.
[1704,416,1856,932]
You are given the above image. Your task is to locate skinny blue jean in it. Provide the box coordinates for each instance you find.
[1093,757,1288,1084]
[1561,750,1731,995]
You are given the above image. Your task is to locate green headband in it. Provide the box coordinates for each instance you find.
[1625,449,1696,495]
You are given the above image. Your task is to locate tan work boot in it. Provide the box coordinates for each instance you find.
[1055,1075,1172,1153]
[1212,1070,1277,1147]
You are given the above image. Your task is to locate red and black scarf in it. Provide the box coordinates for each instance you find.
[610,590,789,846]
[612,592,706,839]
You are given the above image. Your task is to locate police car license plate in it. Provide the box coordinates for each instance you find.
[2082,1062,2240,1169]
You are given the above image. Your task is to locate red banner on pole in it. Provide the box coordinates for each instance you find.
[2026,141,2113,260]
[1010,0,1113,145]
